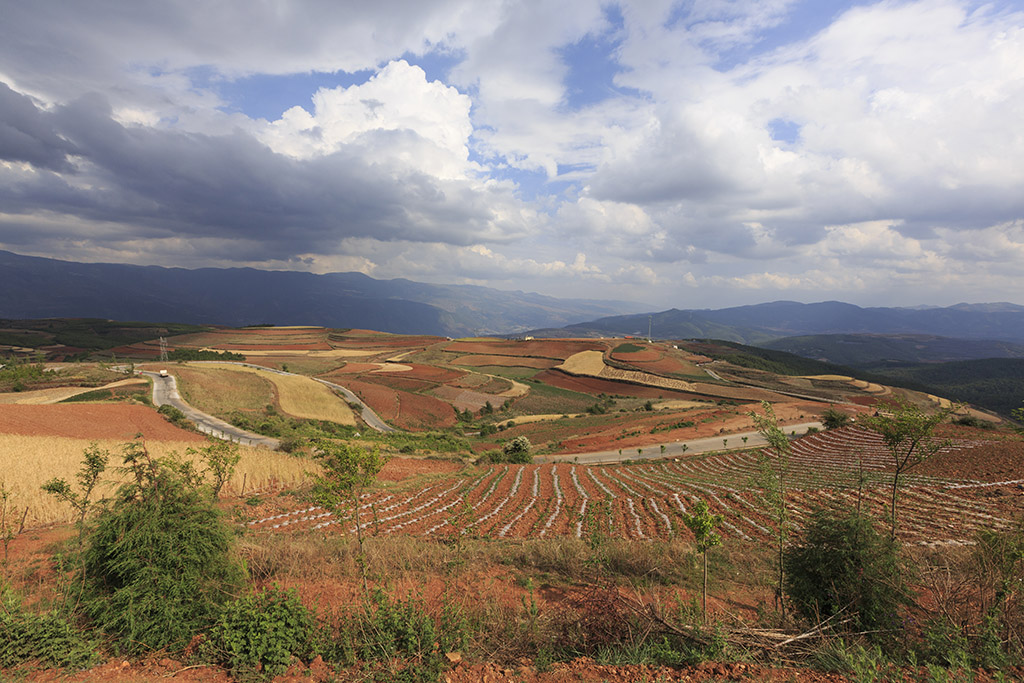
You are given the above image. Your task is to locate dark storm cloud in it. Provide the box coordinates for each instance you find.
[0,87,501,260]
[0,83,78,171]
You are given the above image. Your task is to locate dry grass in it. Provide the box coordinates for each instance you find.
[197,363,356,425]
[557,350,607,375]
[0,378,145,405]
[174,365,275,415]
[0,434,319,528]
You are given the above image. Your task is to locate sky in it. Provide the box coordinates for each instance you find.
[1,0,1023,311]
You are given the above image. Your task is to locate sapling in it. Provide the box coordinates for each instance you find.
[41,442,109,544]
[682,498,723,623]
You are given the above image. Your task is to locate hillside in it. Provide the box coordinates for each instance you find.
[533,301,1024,345]
[763,333,1024,367]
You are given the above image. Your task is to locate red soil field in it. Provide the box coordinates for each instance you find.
[343,380,456,430]
[444,339,607,360]
[363,374,438,393]
[0,404,206,442]
[392,391,457,430]
[451,354,557,369]
[615,355,701,376]
[377,457,463,481]
[321,363,382,375]
[330,335,444,348]
[393,363,465,383]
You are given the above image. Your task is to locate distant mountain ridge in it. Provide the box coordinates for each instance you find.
[0,250,648,337]
[531,300,1024,345]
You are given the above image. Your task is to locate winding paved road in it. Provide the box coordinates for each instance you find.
[143,371,281,448]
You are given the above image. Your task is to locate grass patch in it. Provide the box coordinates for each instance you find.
[175,365,275,417]
[511,382,601,415]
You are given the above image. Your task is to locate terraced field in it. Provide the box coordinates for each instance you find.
[248,427,1023,545]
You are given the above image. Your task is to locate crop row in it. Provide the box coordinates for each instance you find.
[248,455,1018,545]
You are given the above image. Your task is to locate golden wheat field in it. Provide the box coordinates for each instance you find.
[188,363,356,425]
[0,434,320,527]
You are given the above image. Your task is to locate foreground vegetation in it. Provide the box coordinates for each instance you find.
[2,432,1022,682]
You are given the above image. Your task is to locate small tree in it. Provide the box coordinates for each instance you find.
[185,440,241,499]
[41,442,109,544]
[1,480,28,565]
[502,436,532,464]
[309,438,388,593]
[682,498,722,622]
[749,401,791,617]
[859,397,957,539]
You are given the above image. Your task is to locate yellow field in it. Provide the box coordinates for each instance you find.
[0,378,146,405]
[557,350,607,375]
[0,434,320,527]
[174,366,275,415]
[651,400,707,410]
[195,363,355,425]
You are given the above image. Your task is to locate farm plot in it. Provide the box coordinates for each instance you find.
[444,339,607,360]
[191,363,355,425]
[249,430,1023,545]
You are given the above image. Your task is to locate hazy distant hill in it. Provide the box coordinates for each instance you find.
[0,250,647,337]
[533,300,1024,345]
[763,334,1024,367]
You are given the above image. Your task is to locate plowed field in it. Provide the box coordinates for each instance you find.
[444,339,607,359]
[0,404,206,441]
[451,355,557,369]
[248,430,1024,544]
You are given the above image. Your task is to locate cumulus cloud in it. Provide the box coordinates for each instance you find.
[0,0,1023,308]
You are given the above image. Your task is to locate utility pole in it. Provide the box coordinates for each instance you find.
[158,337,169,362]
[647,315,652,343]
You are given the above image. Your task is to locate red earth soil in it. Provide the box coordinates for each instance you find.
[0,404,206,442]
[320,363,383,375]
[444,339,607,360]
[391,363,465,383]
[377,456,463,481]
[209,343,333,350]
[616,355,701,375]
[330,335,444,348]
[450,354,557,369]
[430,385,504,412]
[361,374,438,393]
[343,379,456,430]
[107,344,162,357]
[534,369,702,399]
[915,438,1024,482]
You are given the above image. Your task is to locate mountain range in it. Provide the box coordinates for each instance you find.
[0,250,647,337]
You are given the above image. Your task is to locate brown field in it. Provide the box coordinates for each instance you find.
[0,404,207,441]
[0,378,146,405]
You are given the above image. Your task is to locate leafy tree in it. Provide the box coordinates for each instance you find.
[502,435,532,464]
[41,442,109,544]
[784,506,909,638]
[309,439,388,593]
[749,401,792,617]
[75,439,243,653]
[821,406,851,430]
[859,397,957,539]
[681,498,723,622]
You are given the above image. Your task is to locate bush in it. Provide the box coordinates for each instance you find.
[502,436,532,464]
[821,406,850,430]
[205,586,315,680]
[74,442,244,653]
[157,403,192,429]
[0,589,99,670]
[784,507,910,639]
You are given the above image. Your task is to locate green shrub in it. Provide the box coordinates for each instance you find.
[502,436,532,464]
[0,589,99,670]
[74,442,244,653]
[821,406,851,429]
[205,586,315,680]
[784,507,910,639]
[157,403,192,429]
